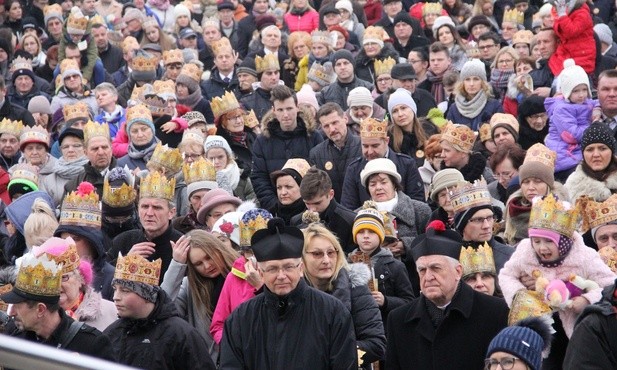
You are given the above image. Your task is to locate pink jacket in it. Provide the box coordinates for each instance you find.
[210,256,257,343]
[111,117,188,158]
[499,232,616,338]
[283,9,319,33]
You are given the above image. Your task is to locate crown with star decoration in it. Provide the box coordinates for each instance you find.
[459,242,496,278]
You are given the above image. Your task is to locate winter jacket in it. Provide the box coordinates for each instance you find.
[309,133,362,202]
[104,289,216,370]
[64,157,118,199]
[240,85,274,122]
[0,99,35,127]
[499,232,617,337]
[386,282,509,370]
[251,109,323,210]
[291,199,357,252]
[364,0,383,25]
[550,3,596,76]
[529,58,555,90]
[544,97,594,172]
[94,107,127,139]
[215,126,256,174]
[50,88,98,118]
[355,44,400,86]
[220,279,357,370]
[440,151,495,183]
[73,286,118,332]
[112,66,130,87]
[565,163,617,202]
[39,158,87,206]
[317,77,374,111]
[99,42,125,74]
[8,86,51,110]
[283,9,319,33]
[446,97,503,131]
[201,67,240,101]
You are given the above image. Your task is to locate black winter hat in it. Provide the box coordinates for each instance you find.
[517,95,546,120]
[331,49,355,68]
[581,123,616,154]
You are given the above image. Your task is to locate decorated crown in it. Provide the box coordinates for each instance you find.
[598,246,617,273]
[122,36,140,53]
[143,16,159,29]
[360,117,388,139]
[15,253,62,299]
[282,158,311,178]
[83,121,110,143]
[89,14,105,27]
[183,111,207,126]
[140,170,176,201]
[38,239,81,275]
[311,30,333,47]
[460,242,496,278]
[44,4,63,19]
[211,91,241,119]
[307,61,336,86]
[179,62,203,83]
[212,37,233,56]
[363,26,387,43]
[202,17,219,30]
[503,9,524,25]
[67,6,88,33]
[240,208,273,247]
[0,118,24,137]
[523,143,556,169]
[60,182,102,228]
[153,80,176,100]
[512,30,533,45]
[0,283,12,311]
[20,125,49,146]
[441,123,476,153]
[149,142,183,175]
[183,157,216,185]
[163,49,184,65]
[529,194,580,237]
[449,177,492,215]
[103,167,137,208]
[577,194,617,232]
[114,253,162,286]
[132,51,158,72]
[10,163,39,185]
[59,59,80,75]
[479,123,492,142]
[244,110,260,129]
[423,2,443,15]
[130,85,147,102]
[11,56,32,72]
[255,53,280,73]
[374,57,396,77]
[138,85,173,116]
[466,40,481,59]
[63,101,90,123]
[182,127,205,144]
[508,289,552,325]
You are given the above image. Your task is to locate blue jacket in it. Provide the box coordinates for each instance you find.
[94,107,127,139]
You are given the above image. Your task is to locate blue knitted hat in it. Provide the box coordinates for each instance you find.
[486,318,552,370]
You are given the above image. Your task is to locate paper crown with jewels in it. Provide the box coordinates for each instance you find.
[143,16,159,30]
[37,237,81,275]
[20,125,49,147]
[67,6,88,35]
[11,56,32,72]
[114,253,162,286]
[103,167,137,208]
[140,170,176,201]
[529,193,580,237]
[512,30,534,45]
[360,117,388,139]
[153,80,176,101]
[179,62,203,83]
[83,121,110,143]
[132,50,158,72]
[508,289,552,325]
[598,247,617,273]
[363,26,388,43]
[240,208,273,247]
[211,37,233,56]
[183,157,216,185]
[163,49,184,65]
[307,61,336,86]
[44,4,63,22]
[63,101,90,123]
[244,110,260,129]
[0,118,24,137]
[479,123,492,142]
[374,57,396,77]
[441,123,476,153]
[122,36,140,53]
[311,30,333,47]
[130,85,146,102]
[449,177,492,215]
[13,252,63,303]
[211,91,241,120]
[182,127,205,143]
[576,194,617,233]
[423,2,443,15]
[523,143,556,169]
[149,142,183,175]
[60,182,102,228]
[255,53,280,73]
[503,9,524,25]
[126,104,153,130]
[460,242,496,278]
[60,59,80,76]
[10,163,39,185]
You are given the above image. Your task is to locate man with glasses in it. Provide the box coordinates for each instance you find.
[220,218,357,369]
[477,32,501,76]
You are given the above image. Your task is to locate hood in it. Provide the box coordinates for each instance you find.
[260,106,317,138]
[5,191,54,234]
[54,225,106,265]
[348,262,371,289]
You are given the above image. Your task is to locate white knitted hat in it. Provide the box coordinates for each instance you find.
[204,135,233,158]
[559,59,590,101]
[347,87,373,108]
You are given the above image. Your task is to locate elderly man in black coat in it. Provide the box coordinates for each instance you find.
[386,222,509,370]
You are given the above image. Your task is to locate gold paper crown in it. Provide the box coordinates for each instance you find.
[281,158,311,178]
[211,91,241,119]
[441,123,476,153]
[59,59,80,75]
[180,62,203,83]
[202,17,219,30]
[576,194,617,232]
[363,26,388,42]
[307,62,334,85]
[0,118,24,137]
[103,174,137,208]
[423,2,442,15]
[360,117,388,138]
[508,289,552,325]
[212,37,233,56]
[44,4,63,19]
[529,193,580,237]
[10,163,39,185]
[140,170,176,201]
[83,121,110,143]
[460,242,496,278]
[122,36,139,53]
[149,142,183,175]
[67,7,88,32]
[255,53,280,73]
[126,104,153,127]
[479,123,492,142]
[132,52,158,72]
[311,30,333,47]
[512,30,534,45]
[15,253,62,299]
[153,80,176,99]
[598,246,617,273]
[114,253,162,286]
[89,14,105,26]
[374,57,396,77]
[244,110,259,129]
[240,212,271,247]
[61,184,102,228]
[130,85,146,102]
[183,157,216,185]
[20,125,49,146]
[449,177,492,215]
[42,241,81,275]
[182,127,205,144]
[63,101,90,122]
[503,9,524,25]
[466,40,481,59]
[163,49,184,65]
[0,283,12,312]
[11,56,32,71]
[523,143,556,169]
[143,16,159,29]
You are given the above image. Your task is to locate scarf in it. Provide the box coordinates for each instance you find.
[424,282,461,328]
[290,5,309,15]
[218,161,241,192]
[148,0,170,10]
[490,68,514,93]
[455,90,488,119]
[226,129,247,148]
[103,105,123,122]
[427,67,453,104]
[55,156,88,179]
[308,53,330,69]
[178,88,202,109]
[508,196,531,218]
[341,19,354,32]
[374,193,398,213]
[127,138,158,160]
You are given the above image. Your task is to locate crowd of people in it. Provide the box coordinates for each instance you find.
[0,0,616,368]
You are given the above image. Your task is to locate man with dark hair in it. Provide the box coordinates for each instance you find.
[392,12,429,59]
[92,22,124,73]
[251,85,323,210]
[418,42,452,104]
[597,69,617,135]
[477,32,501,76]
[529,28,558,96]
[317,49,373,110]
[291,168,357,252]
[0,78,35,126]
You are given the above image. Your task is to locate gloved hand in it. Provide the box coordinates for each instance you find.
[555,0,567,17]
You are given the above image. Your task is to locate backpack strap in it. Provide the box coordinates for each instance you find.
[58,320,85,349]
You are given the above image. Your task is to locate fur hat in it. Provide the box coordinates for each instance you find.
[559,59,590,102]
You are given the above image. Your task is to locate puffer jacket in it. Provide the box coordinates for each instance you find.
[565,163,617,202]
[317,77,374,111]
[354,44,400,86]
[283,8,319,33]
[550,2,596,75]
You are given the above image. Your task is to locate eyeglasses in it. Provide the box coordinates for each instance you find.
[376,76,392,83]
[64,74,80,80]
[484,357,520,370]
[468,215,495,224]
[479,44,497,50]
[305,250,338,259]
[495,171,513,180]
[262,263,301,275]
[227,115,244,122]
[184,153,203,160]
[61,274,71,282]
[597,233,617,244]
[60,143,83,150]
[498,59,514,65]
[408,59,421,64]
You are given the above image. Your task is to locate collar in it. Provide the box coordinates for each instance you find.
[219,71,234,80]
[404,282,474,324]
[263,278,308,310]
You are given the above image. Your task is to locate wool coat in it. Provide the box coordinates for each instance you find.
[564,163,617,202]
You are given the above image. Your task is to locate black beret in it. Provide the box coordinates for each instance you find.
[410,220,463,261]
[251,218,304,262]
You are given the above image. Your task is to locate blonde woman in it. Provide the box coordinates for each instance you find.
[490,46,519,101]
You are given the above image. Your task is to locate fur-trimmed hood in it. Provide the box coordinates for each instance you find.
[73,286,118,332]
[564,163,617,203]
[348,262,372,289]
[260,106,318,139]
[506,74,521,100]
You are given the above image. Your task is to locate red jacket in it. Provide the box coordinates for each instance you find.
[550,4,596,76]
[0,167,9,205]
[283,9,319,33]
[364,0,383,26]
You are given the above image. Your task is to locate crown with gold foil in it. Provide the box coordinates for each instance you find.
[149,142,183,175]
[0,118,24,137]
[140,170,176,201]
[60,182,102,228]
[137,84,173,116]
[89,14,105,27]
[19,125,49,147]
[67,6,88,35]
[13,252,62,302]
[202,16,219,30]
[529,193,580,237]
[503,9,524,25]
[59,59,81,76]
[374,57,396,77]
[114,253,162,286]
[162,49,184,65]
[240,208,273,247]
[182,127,205,144]
[211,91,241,119]
[255,53,280,73]
[363,26,388,44]
[143,16,159,30]
[63,101,90,123]
[460,242,496,278]
[523,143,556,170]
[153,80,176,101]
[122,36,140,53]
[423,2,442,15]
[126,103,153,128]
[183,157,216,185]
[441,123,476,153]
[281,158,311,178]
[130,85,147,102]
[132,50,158,72]
[11,56,32,72]
[479,123,492,142]
[598,246,617,273]
[508,289,552,325]
[449,177,492,215]
[44,4,63,22]
[103,167,137,209]
[0,283,12,311]
[83,121,110,143]
[576,194,617,233]
[10,163,39,185]
[512,30,534,45]
[244,110,259,129]
[36,238,81,275]
[311,30,333,47]
[212,37,233,56]
[179,62,203,83]
[360,117,388,139]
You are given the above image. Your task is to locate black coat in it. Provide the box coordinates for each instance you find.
[393,36,430,61]
[0,99,35,127]
[201,67,240,101]
[236,14,257,58]
[220,279,358,370]
[99,42,125,74]
[385,282,509,370]
[355,44,400,86]
[240,86,273,122]
[529,58,554,90]
[340,150,425,210]
[104,289,216,370]
[317,77,374,111]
